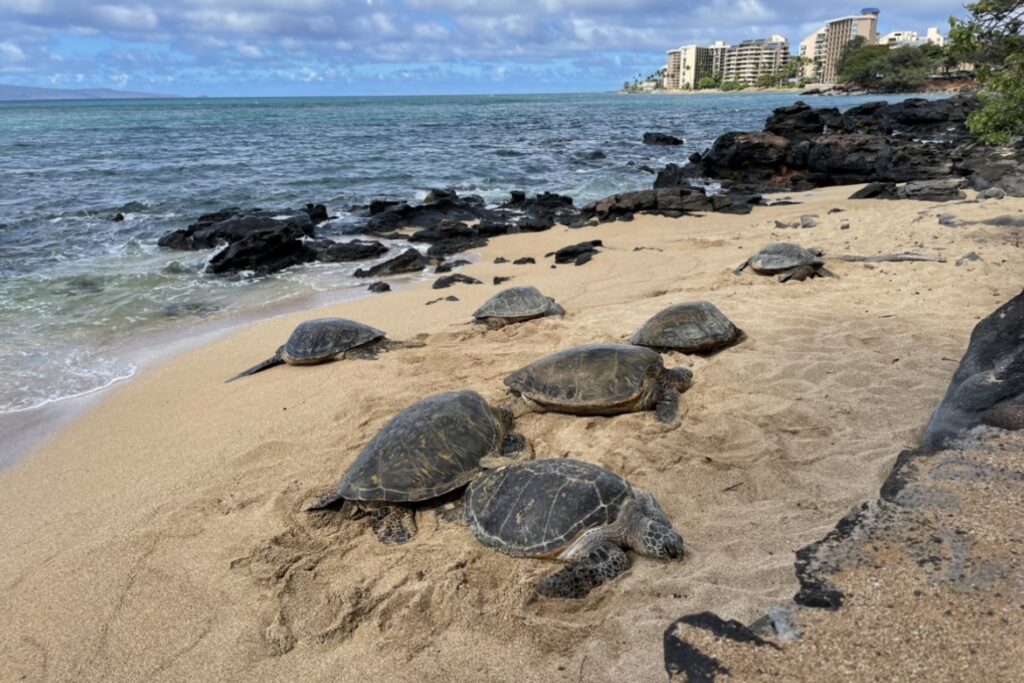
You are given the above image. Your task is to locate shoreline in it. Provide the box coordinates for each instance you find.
[2,184,1021,680]
[0,267,439,470]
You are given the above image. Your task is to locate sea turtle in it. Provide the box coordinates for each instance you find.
[226,317,415,382]
[504,343,692,423]
[631,302,743,354]
[732,243,836,282]
[472,286,565,329]
[466,458,684,598]
[310,390,527,544]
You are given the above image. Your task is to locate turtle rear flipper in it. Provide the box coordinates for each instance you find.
[731,260,750,276]
[536,543,630,599]
[370,504,417,545]
[226,346,285,383]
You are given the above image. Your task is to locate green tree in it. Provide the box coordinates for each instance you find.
[720,81,746,91]
[950,0,1024,143]
[697,76,718,89]
[837,40,939,91]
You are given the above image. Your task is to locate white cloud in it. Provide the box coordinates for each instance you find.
[0,41,27,61]
[93,4,159,31]
[236,43,263,58]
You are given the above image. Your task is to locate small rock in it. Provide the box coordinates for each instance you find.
[435,259,472,274]
[493,276,513,285]
[368,282,391,293]
[979,187,1006,200]
[840,221,851,230]
[938,213,963,228]
[828,208,844,214]
[955,252,981,267]
[800,215,818,229]
[433,273,483,289]
[426,295,460,305]
[112,212,125,222]
[582,149,606,160]
[774,220,797,229]
[494,257,509,264]
[548,240,602,265]
[982,215,1024,227]
[513,257,535,265]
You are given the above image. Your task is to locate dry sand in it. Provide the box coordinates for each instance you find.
[1,186,1022,682]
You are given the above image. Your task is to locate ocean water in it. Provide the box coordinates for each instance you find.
[0,91,937,413]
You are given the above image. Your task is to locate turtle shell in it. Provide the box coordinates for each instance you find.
[749,243,823,274]
[504,343,663,413]
[631,302,741,353]
[473,286,557,322]
[466,459,632,557]
[332,390,502,503]
[284,318,385,363]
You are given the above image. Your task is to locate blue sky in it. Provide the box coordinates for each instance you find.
[0,1,968,96]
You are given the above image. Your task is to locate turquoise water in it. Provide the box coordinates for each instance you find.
[0,92,937,412]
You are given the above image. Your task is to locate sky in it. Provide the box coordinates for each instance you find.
[0,1,969,96]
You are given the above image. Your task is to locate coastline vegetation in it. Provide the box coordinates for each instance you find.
[950,0,1024,143]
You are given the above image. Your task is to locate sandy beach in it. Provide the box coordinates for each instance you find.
[2,185,1022,682]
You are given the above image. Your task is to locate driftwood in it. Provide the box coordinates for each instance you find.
[831,252,946,264]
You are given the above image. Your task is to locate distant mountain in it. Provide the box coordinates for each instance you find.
[0,84,179,101]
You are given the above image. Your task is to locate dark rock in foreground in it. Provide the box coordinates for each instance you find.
[158,208,315,251]
[311,239,388,262]
[549,240,602,265]
[206,223,315,275]
[923,290,1024,450]
[367,282,391,293]
[433,273,483,289]
[353,248,427,278]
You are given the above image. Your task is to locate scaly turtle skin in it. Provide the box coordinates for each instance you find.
[504,343,692,423]
[312,390,527,544]
[466,459,684,598]
[631,302,743,354]
[227,317,411,381]
[733,243,836,282]
[473,286,565,329]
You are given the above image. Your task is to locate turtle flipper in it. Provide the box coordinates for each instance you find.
[536,543,631,599]
[655,388,680,424]
[369,505,417,545]
[226,346,285,382]
[731,260,750,276]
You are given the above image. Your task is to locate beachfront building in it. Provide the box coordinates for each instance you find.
[821,9,880,83]
[664,41,728,89]
[880,27,946,48]
[799,28,828,81]
[800,8,881,83]
[721,35,790,85]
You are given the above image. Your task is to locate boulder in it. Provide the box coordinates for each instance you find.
[312,239,388,262]
[643,132,683,146]
[158,209,315,251]
[206,223,315,275]
[550,240,602,265]
[899,178,967,202]
[368,282,391,293]
[850,182,899,200]
[353,248,427,278]
[366,190,487,232]
[435,259,472,274]
[764,101,843,140]
[433,273,483,289]
[923,291,1024,449]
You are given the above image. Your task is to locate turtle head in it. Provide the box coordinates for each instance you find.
[624,490,685,560]
[664,367,693,392]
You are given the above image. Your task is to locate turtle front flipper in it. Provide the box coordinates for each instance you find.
[499,431,529,458]
[226,346,286,383]
[536,543,631,599]
[369,504,417,545]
